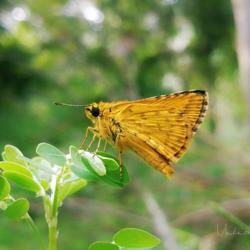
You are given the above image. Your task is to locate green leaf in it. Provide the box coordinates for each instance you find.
[41,179,50,191]
[88,241,119,250]
[29,157,54,183]
[59,179,87,202]
[82,152,106,176]
[87,152,129,187]
[3,145,27,166]
[113,228,160,248]
[97,152,119,170]
[4,198,29,220]
[1,152,7,161]
[36,143,66,166]
[30,157,54,174]
[0,161,33,178]
[3,171,41,193]
[69,146,98,181]
[0,176,10,200]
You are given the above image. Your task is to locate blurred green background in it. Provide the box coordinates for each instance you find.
[1,0,250,249]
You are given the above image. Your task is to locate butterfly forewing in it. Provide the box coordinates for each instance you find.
[110,90,208,176]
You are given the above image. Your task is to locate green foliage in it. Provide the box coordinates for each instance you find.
[0,143,129,250]
[70,146,98,181]
[2,144,27,165]
[0,161,33,177]
[113,228,160,248]
[70,145,129,187]
[89,242,119,250]
[3,171,41,193]
[58,179,87,203]
[36,143,67,166]
[95,152,129,187]
[0,176,10,200]
[4,198,29,220]
[82,151,107,176]
[89,228,161,250]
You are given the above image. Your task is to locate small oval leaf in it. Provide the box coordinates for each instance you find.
[97,153,119,171]
[1,152,7,161]
[59,179,87,202]
[88,241,119,250]
[36,143,66,166]
[113,228,160,248]
[98,152,130,187]
[4,145,27,165]
[0,161,33,177]
[69,146,97,181]
[0,176,10,200]
[4,198,29,220]
[3,171,41,193]
[83,152,129,187]
[82,152,106,176]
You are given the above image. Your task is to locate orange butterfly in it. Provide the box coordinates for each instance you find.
[80,90,208,177]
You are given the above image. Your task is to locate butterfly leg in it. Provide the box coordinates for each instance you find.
[113,133,124,178]
[80,127,95,148]
[93,137,102,155]
[117,150,123,178]
[86,134,96,151]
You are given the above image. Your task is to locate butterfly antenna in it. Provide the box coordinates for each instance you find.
[54,102,86,107]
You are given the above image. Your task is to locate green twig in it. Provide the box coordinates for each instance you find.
[44,167,65,250]
[211,201,250,232]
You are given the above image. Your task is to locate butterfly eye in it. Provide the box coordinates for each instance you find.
[91,107,100,117]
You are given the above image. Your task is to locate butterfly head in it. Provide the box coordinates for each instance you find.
[85,103,100,122]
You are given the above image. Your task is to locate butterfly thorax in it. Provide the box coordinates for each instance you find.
[84,102,125,148]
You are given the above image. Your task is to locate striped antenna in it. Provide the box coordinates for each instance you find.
[54,102,86,107]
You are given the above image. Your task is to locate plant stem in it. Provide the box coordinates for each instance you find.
[44,167,65,250]
[211,202,250,232]
[48,218,58,250]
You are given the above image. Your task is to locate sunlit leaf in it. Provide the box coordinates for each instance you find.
[89,152,130,187]
[30,157,54,174]
[59,179,87,202]
[0,161,33,178]
[0,176,10,200]
[81,151,106,176]
[3,145,27,166]
[40,179,50,191]
[88,241,119,250]
[4,198,29,220]
[97,152,119,170]
[29,157,54,184]
[113,228,160,248]
[69,146,97,181]
[3,171,41,193]
[36,142,66,166]
[1,152,7,161]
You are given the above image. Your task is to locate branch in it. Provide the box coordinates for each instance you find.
[142,190,182,250]
[175,198,250,227]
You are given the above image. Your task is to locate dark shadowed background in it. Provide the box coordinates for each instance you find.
[1,0,250,249]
